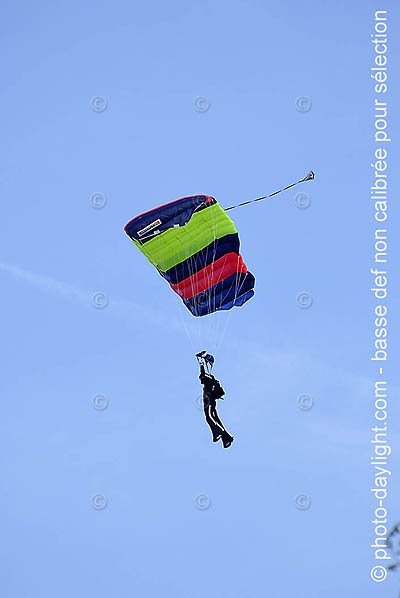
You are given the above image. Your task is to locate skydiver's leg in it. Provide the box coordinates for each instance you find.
[210,405,226,432]
[203,396,225,441]
[211,404,234,448]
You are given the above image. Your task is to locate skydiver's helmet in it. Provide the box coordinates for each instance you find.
[196,350,215,372]
[204,353,214,372]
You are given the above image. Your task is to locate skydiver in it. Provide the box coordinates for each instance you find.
[196,351,234,449]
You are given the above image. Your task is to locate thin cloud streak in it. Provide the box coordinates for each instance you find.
[0,261,183,332]
[0,261,90,302]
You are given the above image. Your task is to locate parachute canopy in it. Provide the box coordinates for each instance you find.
[124,195,255,317]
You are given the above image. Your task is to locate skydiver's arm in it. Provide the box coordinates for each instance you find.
[199,364,207,384]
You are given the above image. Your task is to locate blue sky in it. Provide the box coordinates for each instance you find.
[1,1,400,597]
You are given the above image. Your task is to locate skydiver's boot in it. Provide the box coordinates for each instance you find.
[221,431,234,449]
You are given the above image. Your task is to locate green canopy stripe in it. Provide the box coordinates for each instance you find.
[130,203,237,272]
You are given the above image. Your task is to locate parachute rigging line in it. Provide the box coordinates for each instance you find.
[224,170,315,212]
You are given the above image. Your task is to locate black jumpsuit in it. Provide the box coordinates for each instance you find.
[199,364,234,448]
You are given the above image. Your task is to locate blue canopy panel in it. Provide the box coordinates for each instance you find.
[124,195,215,242]
[184,271,255,317]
